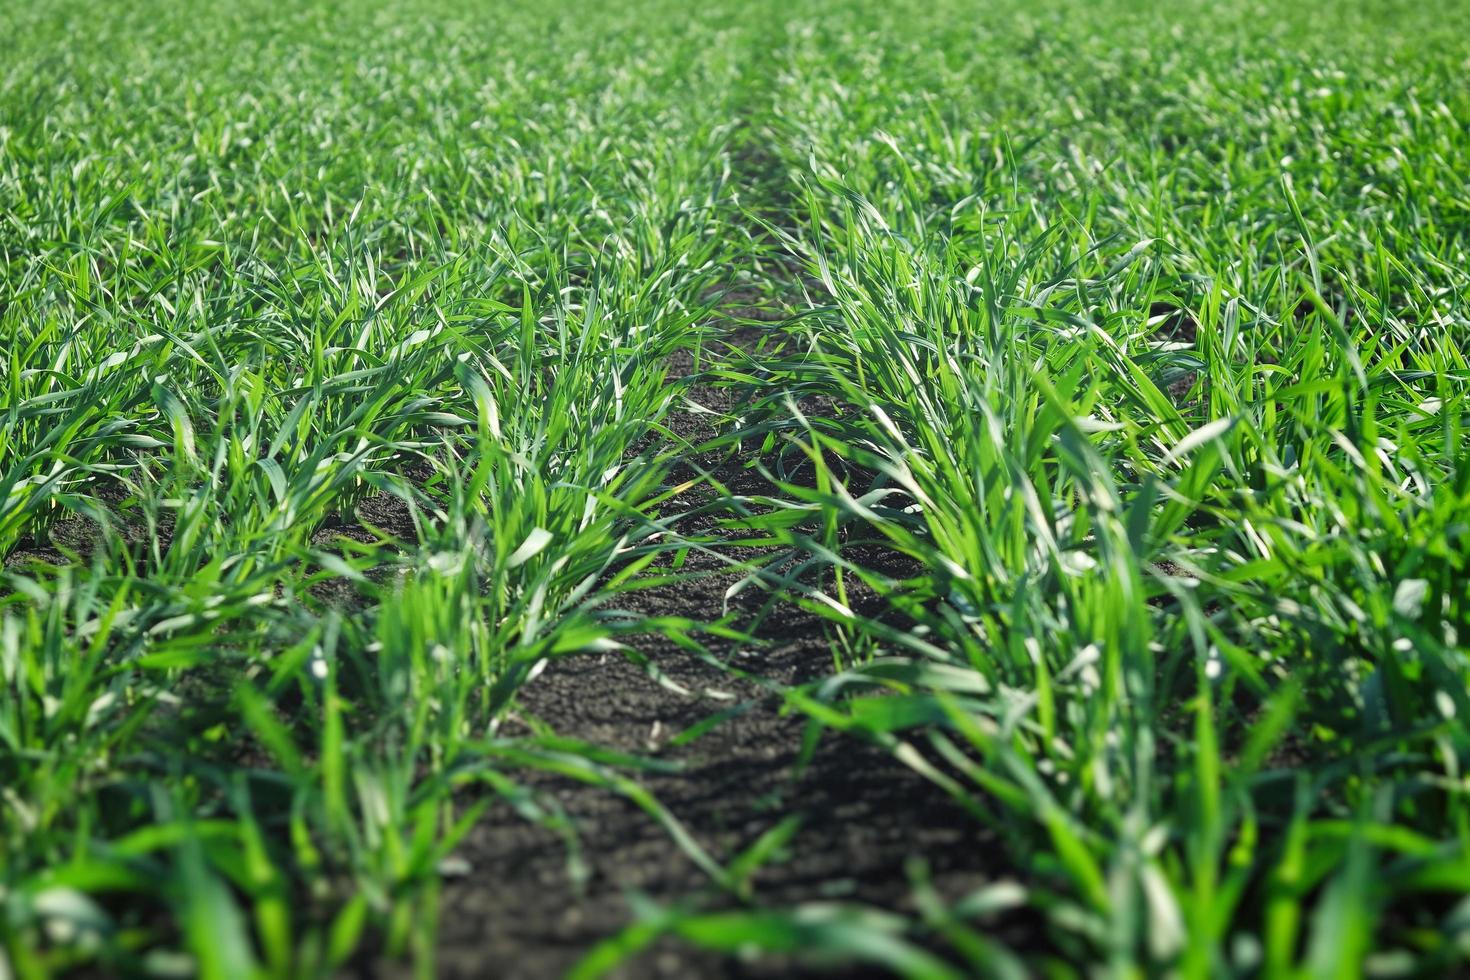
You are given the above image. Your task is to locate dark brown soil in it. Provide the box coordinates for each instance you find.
[409,587,1006,979]
[360,275,1018,975]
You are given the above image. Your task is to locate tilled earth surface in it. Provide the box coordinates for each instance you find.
[406,574,1010,979]
[361,321,1022,978]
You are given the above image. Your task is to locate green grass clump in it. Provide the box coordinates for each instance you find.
[3,0,1469,975]
[731,0,1470,973]
[1,0,753,973]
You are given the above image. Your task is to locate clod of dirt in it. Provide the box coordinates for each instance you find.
[1148,301,1197,343]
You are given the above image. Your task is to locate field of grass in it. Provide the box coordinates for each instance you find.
[3,0,1469,976]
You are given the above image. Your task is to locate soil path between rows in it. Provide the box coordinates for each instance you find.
[369,123,1006,980]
